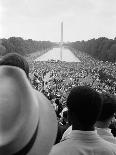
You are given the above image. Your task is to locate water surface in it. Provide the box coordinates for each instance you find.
[35,48,80,62]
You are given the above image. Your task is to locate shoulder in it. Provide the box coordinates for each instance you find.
[50,138,116,155]
[98,138,116,153]
[49,141,72,155]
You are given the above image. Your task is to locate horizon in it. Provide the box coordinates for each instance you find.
[1,0,116,42]
[1,36,114,43]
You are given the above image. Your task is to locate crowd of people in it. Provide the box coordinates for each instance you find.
[50,86,116,155]
[29,50,116,108]
[28,50,116,143]
[0,52,116,154]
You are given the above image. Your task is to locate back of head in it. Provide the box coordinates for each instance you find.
[63,110,68,120]
[67,86,102,130]
[55,99,60,105]
[0,53,29,78]
[97,93,116,122]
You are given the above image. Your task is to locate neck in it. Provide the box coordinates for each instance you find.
[72,124,95,131]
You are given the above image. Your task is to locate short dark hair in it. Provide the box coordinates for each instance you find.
[63,110,68,120]
[97,93,116,122]
[55,99,60,105]
[0,53,29,78]
[67,86,102,127]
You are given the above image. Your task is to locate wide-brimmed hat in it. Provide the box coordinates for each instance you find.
[0,53,29,78]
[0,66,57,155]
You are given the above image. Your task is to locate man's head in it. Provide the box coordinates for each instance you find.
[97,93,116,123]
[0,53,29,78]
[67,86,102,130]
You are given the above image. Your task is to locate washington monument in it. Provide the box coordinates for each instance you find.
[60,21,63,61]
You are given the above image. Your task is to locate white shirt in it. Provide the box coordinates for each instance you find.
[61,125,72,141]
[62,126,116,144]
[50,130,116,155]
[96,128,116,144]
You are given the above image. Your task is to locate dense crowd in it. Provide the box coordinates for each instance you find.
[0,52,116,154]
[27,51,116,144]
[29,50,116,106]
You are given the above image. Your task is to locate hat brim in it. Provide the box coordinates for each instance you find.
[27,90,58,155]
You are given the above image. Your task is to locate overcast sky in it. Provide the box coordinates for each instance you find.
[0,0,116,42]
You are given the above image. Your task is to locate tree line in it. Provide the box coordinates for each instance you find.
[0,37,56,56]
[66,37,116,62]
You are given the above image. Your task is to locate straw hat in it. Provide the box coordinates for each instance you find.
[0,66,57,155]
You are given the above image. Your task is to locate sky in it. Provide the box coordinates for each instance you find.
[0,0,116,42]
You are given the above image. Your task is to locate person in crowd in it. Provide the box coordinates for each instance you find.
[60,108,68,126]
[32,73,39,90]
[55,98,63,118]
[0,65,57,155]
[96,92,116,143]
[55,110,70,144]
[61,125,72,142]
[61,93,116,142]
[0,53,29,78]
[60,107,72,142]
[50,86,116,155]
[109,119,116,137]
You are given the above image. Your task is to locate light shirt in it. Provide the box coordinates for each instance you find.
[50,130,116,155]
[61,125,72,141]
[96,127,116,144]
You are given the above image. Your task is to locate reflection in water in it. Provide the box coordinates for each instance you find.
[35,48,81,62]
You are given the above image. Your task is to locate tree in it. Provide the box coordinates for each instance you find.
[0,45,6,56]
[109,44,116,62]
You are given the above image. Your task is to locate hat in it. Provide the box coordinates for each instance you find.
[0,53,29,78]
[0,66,57,155]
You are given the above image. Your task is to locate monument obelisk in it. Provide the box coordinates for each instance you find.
[60,21,63,61]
